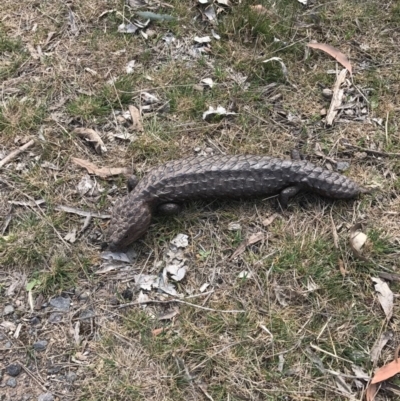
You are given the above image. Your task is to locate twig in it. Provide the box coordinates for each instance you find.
[18,361,47,392]
[118,298,245,313]
[56,205,111,219]
[310,343,354,364]
[0,178,70,247]
[0,139,35,168]
[343,142,400,157]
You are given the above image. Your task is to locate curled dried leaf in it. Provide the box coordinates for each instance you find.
[307,42,352,74]
[72,157,131,178]
[74,128,107,154]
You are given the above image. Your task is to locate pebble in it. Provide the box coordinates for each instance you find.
[48,313,63,323]
[6,377,17,387]
[336,161,350,172]
[38,393,54,401]
[4,305,14,315]
[6,363,22,377]
[49,296,70,311]
[33,340,48,351]
[30,316,41,325]
[65,372,77,383]
[79,309,95,320]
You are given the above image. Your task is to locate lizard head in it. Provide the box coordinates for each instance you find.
[107,198,152,251]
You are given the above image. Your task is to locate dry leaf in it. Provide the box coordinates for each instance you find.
[128,105,143,132]
[372,277,394,320]
[371,360,400,384]
[72,157,131,178]
[262,213,279,227]
[250,5,269,14]
[231,232,264,259]
[73,128,107,154]
[152,327,167,336]
[370,331,393,363]
[307,43,352,74]
[349,223,369,262]
[338,258,347,277]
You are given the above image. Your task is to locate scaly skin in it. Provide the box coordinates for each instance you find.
[107,155,367,250]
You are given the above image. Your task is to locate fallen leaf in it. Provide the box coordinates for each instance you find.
[231,232,264,259]
[201,77,214,88]
[128,105,143,132]
[371,359,400,384]
[64,228,77,243]
[262,57,288,77]
[250,5,269,14]
[262,213,279,227]
[126,60,136,74]
[238,270,252,279]
[372,277,394,320]
[203,105,236,121]
[204,5,216,21]
[338,258,347,277]
[73,128,107,154]
[370,331,393,363]
[366,383,379,401]
[307,43,352,74]
[349,223,369,262]
[152,327,167,336]
[158,309,179,320]
[135,11,175,21]
[72,157,131,178]
[194,36,211,43]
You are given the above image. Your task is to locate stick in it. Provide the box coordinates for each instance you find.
[343,142,400,157]
[0,139,35,168]
[118,298,245,313]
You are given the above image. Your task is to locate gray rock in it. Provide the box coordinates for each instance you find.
[33,340,48,351]
[49,296,70,311]
[6,363,22,377]
[4,305,14,315]
[79,309,95,320]
[65,372,77,383]
[6,377,17,387]
[38,393,54,401]
[48,313,63,323]
[336,161,350,172]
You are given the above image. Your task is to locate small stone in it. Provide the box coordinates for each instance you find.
[79,309,95,320]
[6,377,17,387]
[33,340,48,351]
[65,372,77,383]
[6,364,22,377]
[38,393,54,401]
[121,289,133,301]
[78,291,90,301]
[205,147,213,154]
[336,161,350,172]
[49,296,70,311]
[48,313,63,323]
[47,365,61,375]
[30,316,41,325]
[4,305,14,315]
[5,341,12,349]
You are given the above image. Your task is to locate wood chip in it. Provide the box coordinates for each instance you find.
[0,139,35,168]
[325,69,347,126]
[128,105,144,132]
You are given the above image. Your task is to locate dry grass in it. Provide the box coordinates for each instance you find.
[1,0,400,400]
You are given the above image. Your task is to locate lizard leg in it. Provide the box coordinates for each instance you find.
[278,186,302,209]
[157,203,182,215]
[127,175,139,192]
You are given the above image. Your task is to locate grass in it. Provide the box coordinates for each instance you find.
[1,0,400,400]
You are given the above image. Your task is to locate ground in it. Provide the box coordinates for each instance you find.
[1,0,400,400]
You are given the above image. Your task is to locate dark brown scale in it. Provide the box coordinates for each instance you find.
[107,155,368,250]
